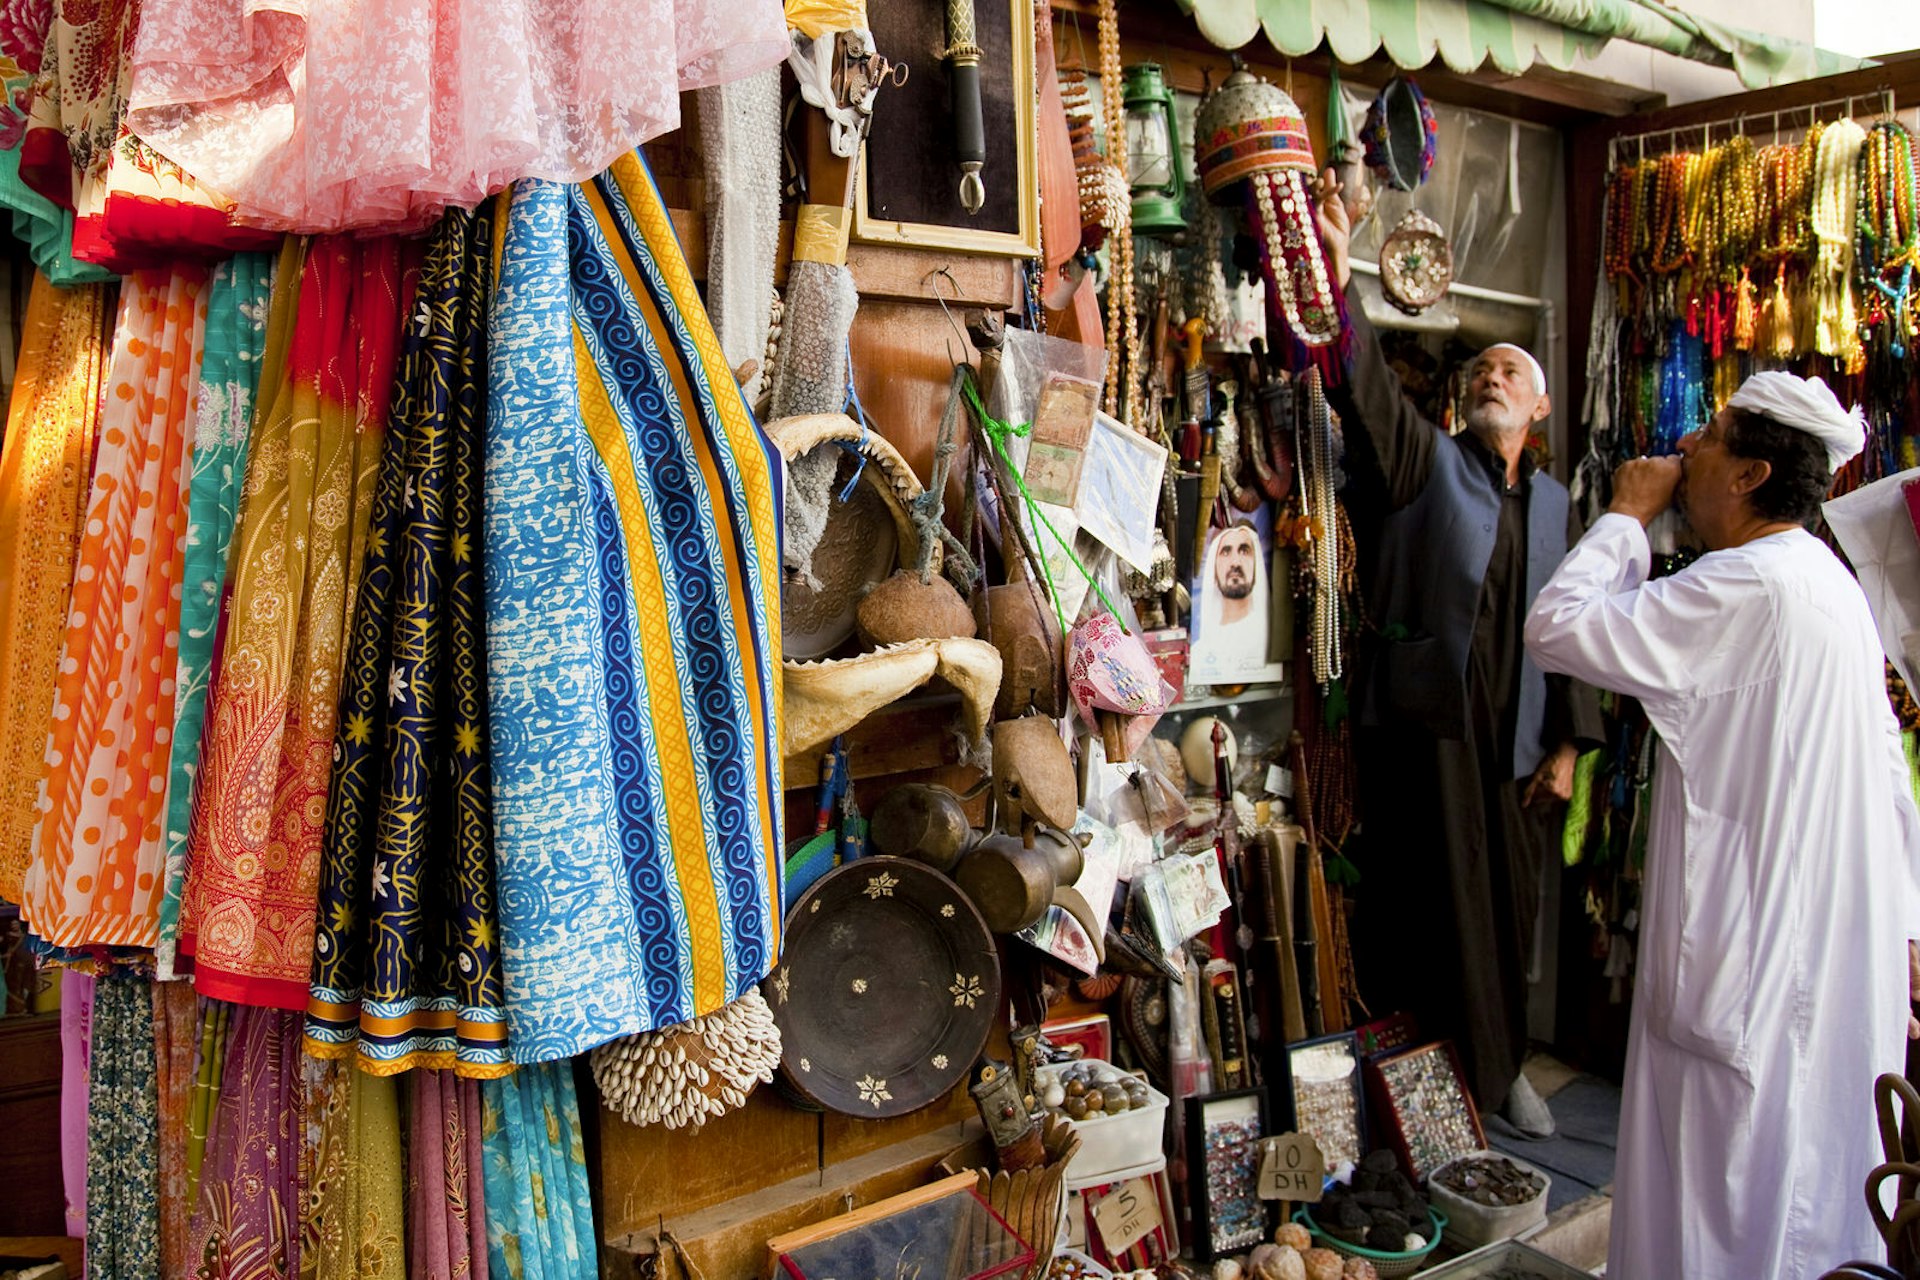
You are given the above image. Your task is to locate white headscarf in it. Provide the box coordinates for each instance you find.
[1725,371,1866,472]
[1480,343,1546,396]
[1193,525,1269,678]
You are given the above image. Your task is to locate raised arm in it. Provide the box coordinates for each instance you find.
[1312,168,1438,509]
[1338,289,1440,508]
[1523,512,1730,703]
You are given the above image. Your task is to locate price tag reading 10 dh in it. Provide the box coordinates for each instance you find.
[1091,1177,1162,1255]
[1257,1132,1327,1202]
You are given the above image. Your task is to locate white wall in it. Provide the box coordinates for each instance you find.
[1812,0,1920,58]
[1559,0,1907,107]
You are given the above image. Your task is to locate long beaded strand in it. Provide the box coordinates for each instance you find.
[1095,0,1138,421]
[1302,369,1342,685]
[1857,120,1920,357]
[1812,117,1867,369]
[1756,133,1815,357]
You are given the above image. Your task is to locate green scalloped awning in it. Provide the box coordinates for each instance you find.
[1175,0,1869,87]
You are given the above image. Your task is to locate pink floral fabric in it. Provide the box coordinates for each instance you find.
[125,0,785,234]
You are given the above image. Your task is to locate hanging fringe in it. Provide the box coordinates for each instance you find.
[1733,268,1757,351]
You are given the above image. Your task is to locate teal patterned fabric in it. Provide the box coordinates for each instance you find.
[154,253,273,979]
[87,971,160,1280]
[480,1062,597,1280]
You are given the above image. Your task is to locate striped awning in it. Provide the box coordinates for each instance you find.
[1176,0,1868,87]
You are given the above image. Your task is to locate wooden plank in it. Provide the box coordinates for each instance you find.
[823,1084,977,1166]
[613,1121,984,1280]
[597,1086,821,1240]
[763,1170,979,1257]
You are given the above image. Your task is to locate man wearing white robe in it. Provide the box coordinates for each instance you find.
[1523,372,1920,1279]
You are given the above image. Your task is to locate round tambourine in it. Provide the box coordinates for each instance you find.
[1378,210,1454,315]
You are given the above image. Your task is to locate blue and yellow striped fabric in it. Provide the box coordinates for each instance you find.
[482,152,784,1063]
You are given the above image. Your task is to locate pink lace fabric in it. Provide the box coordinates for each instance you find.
[126,0,785,234]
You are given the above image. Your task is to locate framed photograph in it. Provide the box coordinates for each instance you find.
[1279,1031,1367,1174]
[1184,1087,1271,1261]
[854,0,1040,256]
[1188,511,1286,686]
[1365,1039,1485,1182]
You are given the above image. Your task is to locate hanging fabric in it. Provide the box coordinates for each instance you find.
[186,1006,306,1280]
[22,266,209,950]
[186,996,233,1207]
[306,204,509,1076]
[154,980,201,1280]
[181,237,412,1009]
[482,151,783,1061]
[302,1062,406,1280]
[18,0,279,271]
[480,1062,596,1280]
[88,971,162,1280]
[408,1070,490,1280]
[123,0,787,234]
[155,251,276,979]
[0,4,113,285]
[0,274,107,905]
[59,968,93,1239]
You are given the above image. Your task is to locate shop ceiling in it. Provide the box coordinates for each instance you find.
[1052,0,1873,121]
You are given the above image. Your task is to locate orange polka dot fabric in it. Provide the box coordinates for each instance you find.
[0,274,109,906]
[21,268,210,948]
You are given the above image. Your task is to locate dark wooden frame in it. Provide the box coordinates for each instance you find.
[1364,1039,1486,1183]
[1279,1030,1369,1173]
[1184,1086,1272,1262]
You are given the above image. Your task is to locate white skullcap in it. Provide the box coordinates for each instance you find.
[1479,343,1546,397]
[1725,371,1866,472]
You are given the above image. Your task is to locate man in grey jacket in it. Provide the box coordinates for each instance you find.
[1315,170,1600,1136]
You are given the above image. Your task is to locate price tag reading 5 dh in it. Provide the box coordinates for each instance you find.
[1091,1176,1163,1254]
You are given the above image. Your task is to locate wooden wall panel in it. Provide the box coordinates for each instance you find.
[598,1088,819,1241]
[0,1014,66,1236]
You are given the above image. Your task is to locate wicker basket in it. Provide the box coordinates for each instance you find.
[1294,1206,1450,1280]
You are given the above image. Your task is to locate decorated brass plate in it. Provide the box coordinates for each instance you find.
[1379,210,1454,316]
[766,857,1001,1118]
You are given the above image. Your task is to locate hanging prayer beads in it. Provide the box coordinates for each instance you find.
[1856,120,1920,358]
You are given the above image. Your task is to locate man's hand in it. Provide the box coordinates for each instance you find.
[1523,741,1579,806]
[1608,455,1683,526]
[1908,940,1918,1039]
[1313,167,1352,292]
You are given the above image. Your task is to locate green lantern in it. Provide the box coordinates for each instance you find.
[1122,62,1188,237]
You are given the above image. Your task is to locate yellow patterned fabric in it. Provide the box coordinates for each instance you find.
[301,1063,407,1280]
[179,237,410,1009]
[0,274,106,905]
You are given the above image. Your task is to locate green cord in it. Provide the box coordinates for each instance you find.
[960,368,1128,634]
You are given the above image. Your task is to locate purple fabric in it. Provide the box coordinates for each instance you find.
[59,969,93,1243]
[185,1007,304,1280]
[409,1069,489,1280]
[463,1076,488,1280]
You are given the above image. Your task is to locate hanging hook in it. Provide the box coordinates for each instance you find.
[1773,110,1781,147]
[925,266,970,364]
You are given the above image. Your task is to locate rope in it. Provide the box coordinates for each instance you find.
[912,366,981,589]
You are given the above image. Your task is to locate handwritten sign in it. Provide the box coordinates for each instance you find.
[1091,1177,1163,1255]
[1257,1133,1326,1202]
